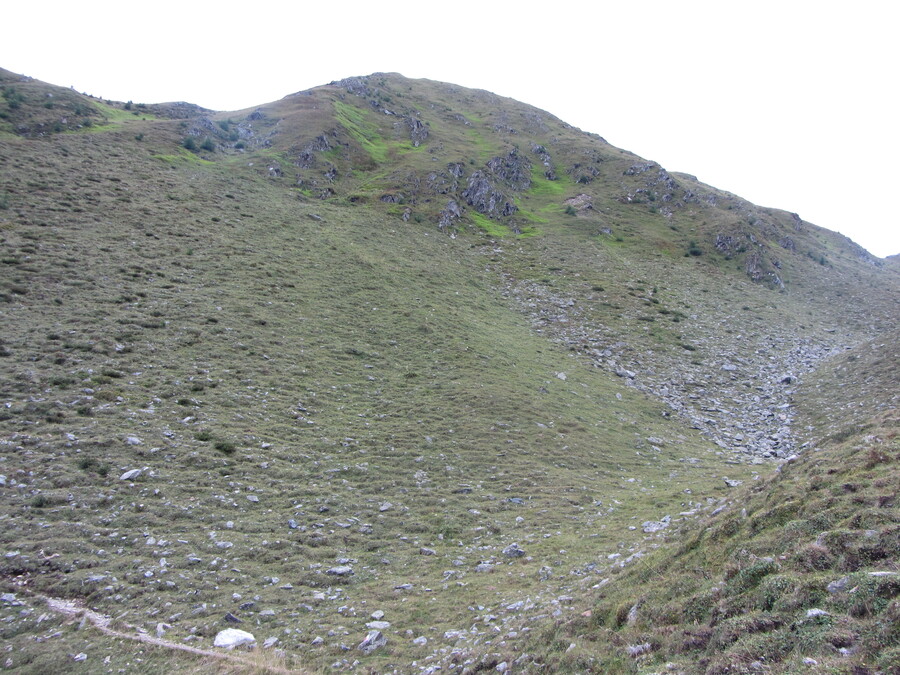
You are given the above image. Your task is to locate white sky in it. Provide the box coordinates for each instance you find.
[4,1,898,256]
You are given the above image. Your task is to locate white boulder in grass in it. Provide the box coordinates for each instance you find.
[214,628,256,649]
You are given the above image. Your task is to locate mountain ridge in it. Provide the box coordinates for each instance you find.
[0,68,897,674]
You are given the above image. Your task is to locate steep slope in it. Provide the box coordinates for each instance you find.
[500,333,897,675]
[0,70,896,673]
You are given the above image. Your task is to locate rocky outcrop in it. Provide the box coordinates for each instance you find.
[294,134,333,169]
[462,172,516,218]
[438,199,463,231]
[531,144,556,180]
[486,148,531,190]
[333,77,372,97]
[745,252,784,288]
[779,236,796,251]
[459,149,531,220]
[564,194,593,212]
[406,116,428,147]
[621,162,680,207]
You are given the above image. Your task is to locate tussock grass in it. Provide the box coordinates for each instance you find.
[0,68,897,673]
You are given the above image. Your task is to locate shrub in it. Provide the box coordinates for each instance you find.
[200,137,216,152]
[183,136,197,151]
[214,440,236,455]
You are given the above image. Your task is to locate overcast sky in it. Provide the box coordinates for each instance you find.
[4,1,897,256]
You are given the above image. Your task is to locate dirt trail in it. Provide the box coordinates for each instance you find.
[26,590,296,673]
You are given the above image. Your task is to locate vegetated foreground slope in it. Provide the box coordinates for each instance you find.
[0,69,896,673]
[507,333,898,675]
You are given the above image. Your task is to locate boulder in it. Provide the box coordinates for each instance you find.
[213,628,256,649]
[502,543,526,558]
[358,630,387,654]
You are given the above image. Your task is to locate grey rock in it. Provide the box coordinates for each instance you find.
[420,547,436,556]
[358,630,387,654]
[827,576,851,593]
[626,643,651,657]
[223,612,241,623]
[263,637,278,649]
[641,519,669,534]
[502,543,526,558]
[326,565,353,576]
[462,171,516,219]
[119,469,141,481]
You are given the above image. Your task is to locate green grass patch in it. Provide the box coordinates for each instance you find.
[333,100,389,164]
[470,211,510,236]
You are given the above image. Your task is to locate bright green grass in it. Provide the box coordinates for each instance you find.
[333,99,389,164]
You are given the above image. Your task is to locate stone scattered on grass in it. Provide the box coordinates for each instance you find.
[214,628,256,649]
[326,565,353,576]
[502,543,526,557]
[358,630,387,654]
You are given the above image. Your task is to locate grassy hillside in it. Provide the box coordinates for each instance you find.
[0,69,896,673]
[502,334,898,674]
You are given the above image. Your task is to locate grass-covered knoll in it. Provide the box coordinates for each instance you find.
[0,67,160,136]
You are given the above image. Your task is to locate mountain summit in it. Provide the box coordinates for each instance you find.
[0,69,897,673]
